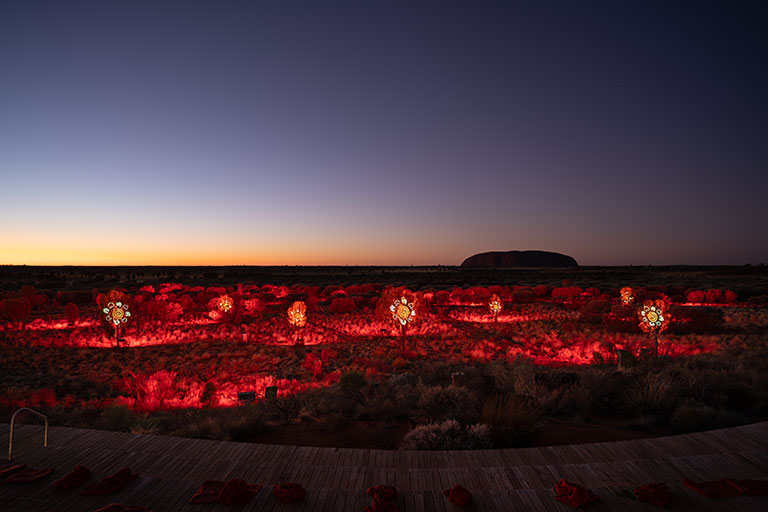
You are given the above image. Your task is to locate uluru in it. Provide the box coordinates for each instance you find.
[460,250,579,268]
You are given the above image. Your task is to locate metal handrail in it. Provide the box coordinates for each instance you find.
[8,407,48,461]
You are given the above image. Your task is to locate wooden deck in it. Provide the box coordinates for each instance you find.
[1,421,767,511]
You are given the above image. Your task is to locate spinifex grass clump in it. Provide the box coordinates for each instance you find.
[480,394,543,447]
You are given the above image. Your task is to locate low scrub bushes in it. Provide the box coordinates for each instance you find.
[627,372,680,416]
[400,419,491,450]
[418,385,478,424]
[481,394,543,447]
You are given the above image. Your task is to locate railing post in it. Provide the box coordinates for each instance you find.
[8,407,49,461]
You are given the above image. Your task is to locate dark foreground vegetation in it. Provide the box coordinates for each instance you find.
[1,265,767,449]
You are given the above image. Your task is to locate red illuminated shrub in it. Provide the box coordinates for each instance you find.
[124,370,179,410]
[533,285,549,297]
[140,297,181,324]
[158,282,183,293]
[65,302,80,325]
[3,297,32,329]
[449,288,468,305]
[552,287,582,300]
[243,297,264,316]
[54,290,92,306]
[685,288,737,304]
[195,289,218,306]
[328,297,356,314]
[468,287,491,303]
[488,285,505,297]
[705,289,722,304]
[176,294,196,317]
[433,290,450,305]
[511,287,535,303]
[669,306,724,333]
[579,299,612,324]
[303,353,323,378]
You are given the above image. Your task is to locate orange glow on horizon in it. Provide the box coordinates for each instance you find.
[0,238,455,266]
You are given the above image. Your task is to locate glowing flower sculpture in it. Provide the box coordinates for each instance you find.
[638,299,670,357]
[390,296,416,352]
[390,296,415,327]
[287,301,307,328]
[103,301,131,345]
[103,301,131,326]
[489,294,503,321]
[620,287,634,306]
[217,295,234,313]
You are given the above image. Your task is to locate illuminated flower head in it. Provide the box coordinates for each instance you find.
[620,287,634,305]
[639,299,670,333]
[217,295,233,313]
[103,301,131,326]
[390,296,415,326]
[287,301,307,327]
[489,294,503,315]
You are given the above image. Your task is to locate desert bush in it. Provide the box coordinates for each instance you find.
[328,297,356,314]
[480,394,543,447]
[511,287,536,303]
[357,394,402,421]
[2,297,32,328]
[627,372,680,415]
[671,404,716,432]
[54,290,92,306]
[579,299,612,324]
[418,385,478,424]
[129,416,161,435]
[64,302,80,325]
[705,289,723,304]
[670,306,723,333]
[265,393,304,423]
[302,387,343,418]
[99,404,139,432]
[388,372,419,388]
[400,419,491,450]
[223,406,270,441]
[552,287,582,300]
[717,380,758,411]
[323,411,350,432]
[200,381,216,408]
[339,370,367,404]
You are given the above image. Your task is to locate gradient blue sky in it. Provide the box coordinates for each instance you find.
[1,1,767,265]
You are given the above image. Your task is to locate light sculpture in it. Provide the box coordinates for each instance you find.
[638,299,670,358]
[217,295,234,313]
[489,294,502,322]
[287,301,307,328]
[103,301,131,345]
[620,287,634,305]
[287,301,307,345]
[390,296,415,352]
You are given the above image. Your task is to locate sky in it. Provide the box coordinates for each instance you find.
[1,1,767,266]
